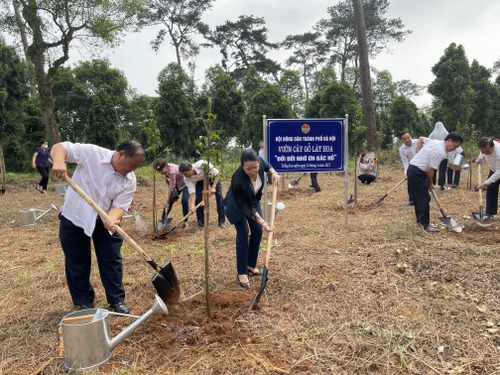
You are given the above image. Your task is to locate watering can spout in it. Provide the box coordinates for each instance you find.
[110,295,168,350]
[35,204,57,221]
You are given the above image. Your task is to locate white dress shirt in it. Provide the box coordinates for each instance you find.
[410,140,447,172]
[183,160,220,194]
[399,139,418,175]
[477,142,500,185]
[60,142,137,236]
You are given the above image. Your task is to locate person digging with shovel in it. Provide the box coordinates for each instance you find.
[51,140,145,314]
[224,149,280,289]
[407,132,464,233]
[475,137,500,217]
[154,158,189,229]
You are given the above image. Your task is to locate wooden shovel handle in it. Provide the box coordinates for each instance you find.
[175,200,204,226]
[264,185,278,268]
[64,175,156,265]
[478,163,483,204]
[430,188,444,211]
[386,178,406,195]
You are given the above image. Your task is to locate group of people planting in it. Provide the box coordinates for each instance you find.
[398,123,499,233]
[42,127,498,313]
[47,139,279,313]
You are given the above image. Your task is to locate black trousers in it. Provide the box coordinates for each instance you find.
[165,186,189,218]
[432,159,447,188]
[486,170,500,215]
[447,168,461,186]
[310,173,321,192]
[407,165,431,228]
[59,214,125,306]
[37,166,50,190]
[195,180,225,226]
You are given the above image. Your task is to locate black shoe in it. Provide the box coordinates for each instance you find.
[408,201,414,206]
[109,302,130,314]
[424,226,439,233]
[237,275,250,289]
[247,267,262,277]
[77,303,95,310]
[218,222,226,228]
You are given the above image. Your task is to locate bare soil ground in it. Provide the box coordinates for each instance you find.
[0,167,498,374]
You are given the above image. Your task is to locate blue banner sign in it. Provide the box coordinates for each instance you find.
[266,119,345,172]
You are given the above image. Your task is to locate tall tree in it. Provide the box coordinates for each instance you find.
[138,0,214,70]
[316,0,410,82]
[240,65,265,106]
[207,66,246,148]
[395,79,424,100]
[281,32,324,101]
[84,89,120,148]
[389,96,420,139]
[428,43,473,135]
[277,69,305,117]
[208,15,280,81]
[53,59,129,142]
[305,80,363,154]
[0,0,144,146]
[309,65,337,97]
[242,84,294,148]
[0,36,31,171]
[352,0,377,150]
[469,60,498,136]
[155,63,198,158]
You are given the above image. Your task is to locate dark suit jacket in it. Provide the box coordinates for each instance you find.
[224,157,272,224]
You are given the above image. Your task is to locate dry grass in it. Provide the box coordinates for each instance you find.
[0,167,499,374]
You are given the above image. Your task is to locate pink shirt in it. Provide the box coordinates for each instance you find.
[164,163,186,193]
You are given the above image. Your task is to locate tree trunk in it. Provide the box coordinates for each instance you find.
[12,0,37,97]
[203,174,212,318]
[23,0,61,145]
[352,0,378,150]
[0,144,6,194]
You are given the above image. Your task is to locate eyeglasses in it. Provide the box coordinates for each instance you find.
[243,167,259,173]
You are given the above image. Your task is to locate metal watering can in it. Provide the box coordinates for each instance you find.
[18,204,57,226]
[122,212,140,221]
[61,295,168,371]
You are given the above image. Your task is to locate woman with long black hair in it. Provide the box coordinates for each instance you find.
[224,149,280,289]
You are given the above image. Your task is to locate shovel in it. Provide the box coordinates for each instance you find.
[250,185,278,310]
[430,189,463,233]
[374,178,406,204]
[472,164,492,227]
[288,173,306,188]
[156,200,204,237]
[64,175,181,304]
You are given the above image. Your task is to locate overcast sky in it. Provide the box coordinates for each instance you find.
[89,0,500,107]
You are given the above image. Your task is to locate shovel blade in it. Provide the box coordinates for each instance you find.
[288,180,298,188]
[471,212,492,227]
[250,266,269,310]
[151,261,180,305]
[438,216,463,232]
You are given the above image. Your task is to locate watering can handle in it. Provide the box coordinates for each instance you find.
[64,176,158,267]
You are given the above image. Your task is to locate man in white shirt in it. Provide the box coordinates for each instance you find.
[179,160,226,228]
[407,132,463,233]
[399,131,418,205]
[258,140,265,159]
[475,137,500,216]
[51,140,145,313]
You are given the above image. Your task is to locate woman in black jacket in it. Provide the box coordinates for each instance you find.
[224,149,279,288]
